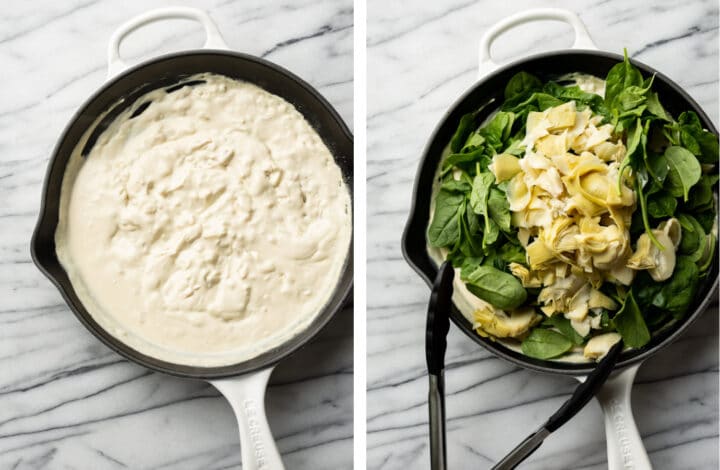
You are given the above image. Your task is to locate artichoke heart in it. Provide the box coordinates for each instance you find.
[546,101,577,130]
[627,219,680,281]
[473,306,541,339]
[498,100,640,333]
[507,174,531,212]
[527,239,556,269]
[536,133,568,158]
[584,332,622,360]
[509,262,542,288]
[490,153,522,182]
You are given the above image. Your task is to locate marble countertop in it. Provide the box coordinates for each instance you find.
[367,1,718,469]
[0,0,352,468]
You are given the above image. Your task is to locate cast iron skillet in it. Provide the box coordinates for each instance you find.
[402,9,718,469]
[30,8,352,470]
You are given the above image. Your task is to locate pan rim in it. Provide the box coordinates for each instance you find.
[402,49,719,376]
[31,48,354,379]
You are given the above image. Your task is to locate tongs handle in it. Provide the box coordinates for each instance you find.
[428,372,447,470]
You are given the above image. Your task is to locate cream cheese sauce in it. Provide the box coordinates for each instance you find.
[56,73,351,366]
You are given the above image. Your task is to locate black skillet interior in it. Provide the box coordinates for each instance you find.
[31,51,354,379]
[403,50,719,376]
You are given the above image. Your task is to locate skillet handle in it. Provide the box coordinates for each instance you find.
[478,8,598,79]
[593,364,652,470]
[211,367,285,470]
[107,6,229,78]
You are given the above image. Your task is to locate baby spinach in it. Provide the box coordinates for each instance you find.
[442,148,490,171]
[488,187,512,233]
[646,91,671,121]
[427,190,464,247]
[617,118,643,193]
[613,291,651,348]
[685,174,718,212]
[678,214,704,257]
[480,112,515,151]
[450,113,477,153]
[605,49,643,110]
[498,241,526,264]
[440,178,472,193]
[542,315,585,345]
[521,329,574,359]
[505,71,542,100]
[652,257,699,318]
[676,111,719,164]
[695,209,718,234]
[463,265,527,310]
[665,146,701,201]
[470,172,494,216]
[647,192,677,219]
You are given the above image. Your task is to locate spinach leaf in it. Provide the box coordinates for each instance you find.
[480,112,515,151]
[498,242,526,264]
[542,81,607,115]
[458,201,483,258]
[695,209,718,234]
[615,85,648,112]
[542,315,585,345]
[613,291,651,348]
[469,172,494,216]
[427,190,464,247]
[463,265,527,310]
[488,187,512,232]
[443,148,491,171]
[461,132,486,151]
[678,214,704,257]
[521,329,574,359]
[460,256,484,279]
[698,234,717,273]
[482,217,500,249]
[617,118,643,191]
[685,174,718,211]
[645,151,668,184]
[605,49,644,109]
[505,72,541,100]
[632,271,661,313]
[646,91,671,121]
[677,111,719,164]
[450,113,476,153]
[502,92,563,115]
[441,179,472,193]
[535,93,564,111]
[665,145,701,201]
[647,192,677,219]
[652,256,699,318]
[636,176,663,249]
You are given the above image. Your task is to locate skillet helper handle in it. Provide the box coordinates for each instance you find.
[211,368,285,470]
[107,6,229,78]
[595,364,652,470]
[478,8,598,79]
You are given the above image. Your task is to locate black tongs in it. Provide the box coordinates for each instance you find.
[426,261,454,470]
[425,261,624,469]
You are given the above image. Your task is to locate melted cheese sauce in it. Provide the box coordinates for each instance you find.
[56,74,351,366]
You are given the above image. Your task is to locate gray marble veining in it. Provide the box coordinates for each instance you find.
[367,1,718,469]
[0,0,352,468]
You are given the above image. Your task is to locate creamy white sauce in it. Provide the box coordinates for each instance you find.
[56,73,351,367]
[427,74,607,364]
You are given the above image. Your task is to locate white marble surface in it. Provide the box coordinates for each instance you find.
[0,0,352,468]
[367,1,718,469]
